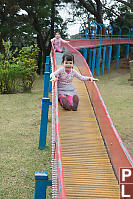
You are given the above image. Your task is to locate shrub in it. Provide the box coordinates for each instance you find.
[0,40,39,94]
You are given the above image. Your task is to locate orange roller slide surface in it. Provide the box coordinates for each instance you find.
[58,67,119,198]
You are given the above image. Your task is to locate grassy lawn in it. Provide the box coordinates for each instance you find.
[96,66,133,157]
[0,76,52,199]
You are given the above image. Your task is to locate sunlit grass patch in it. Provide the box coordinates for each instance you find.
[97,68,133,157]
[0,76,52,199]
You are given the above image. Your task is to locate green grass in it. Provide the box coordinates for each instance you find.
[96,68,133,157]
[0,76,52,199]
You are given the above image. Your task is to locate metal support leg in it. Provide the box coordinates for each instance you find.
[126,44,130,58]
[34,172,52,199]
[95,47,101,76]
[49,65,52,92]
[46,56,50,64]
[105,46,109,69]
[101,46,106,75]
[39,56,52,149]
[91,48,96,76]
[107,45,112,73]
[39,98,50,149]
[89,49,92,70]
[116,44,120,69]
[43,72,50,98]
[84,48,87,61]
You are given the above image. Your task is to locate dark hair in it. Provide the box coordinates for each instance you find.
[62,53,74,63]
[55,32,60,35]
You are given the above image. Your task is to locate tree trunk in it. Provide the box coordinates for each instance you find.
[0,11,7,53]
[37,34,43,74]
[51,0,55,39]
[28,11,47,74]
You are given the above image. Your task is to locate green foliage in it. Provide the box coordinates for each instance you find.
[0,40,39,94]
[0,0,68,74]
[110,5,133,30]
[109,5,133,59]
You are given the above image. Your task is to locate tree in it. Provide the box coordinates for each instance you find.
[61,0,104,24]
[61,0,133,30]
[0,40,39,94]
[115,0,133,11]
[16,0,53,74]
[110,5,133,31]
[0,1,19,52]
[0,0,68,74]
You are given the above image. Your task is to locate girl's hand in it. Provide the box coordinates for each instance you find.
[50,73,58,82]
[89,77,99,82]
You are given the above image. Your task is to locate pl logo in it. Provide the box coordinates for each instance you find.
[120,168,133,198]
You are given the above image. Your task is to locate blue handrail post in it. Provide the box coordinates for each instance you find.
[45,56,52,92]
[105,46,109,69]
[46,56,50,64]
[39,97,50,149]
[99,23,107,75]
[89,49,92,69]
[107,45,112,73]
[116,44,120,69]
[91,22,102,76]
[112,25,121,69]
[91,48,96,76]
[126,44,130,58]
[45,63,50,72]
[106,25,113,73]
[101,46,106,75]
[95,47,101,76]
[86,21,97,76]
[45,56,50,72]
[43,72,50,98]
[84,48,88,61]
[34,172,52,199]
[44,56,51,95]
[122,26,130,58]
[49,64,52,92]
[39,56,52,149]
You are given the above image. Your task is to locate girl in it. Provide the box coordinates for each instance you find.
[50,53,98,111]
[51,32,68,53]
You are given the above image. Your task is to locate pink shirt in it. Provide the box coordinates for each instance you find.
[53,67,90,85]
[51,38,67,49]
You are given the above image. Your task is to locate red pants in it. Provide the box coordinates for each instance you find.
[59,94,73,106]
[55,47,63,53]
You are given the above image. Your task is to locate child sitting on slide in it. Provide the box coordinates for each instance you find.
[51,32,68,53]
[50,53,98,111]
